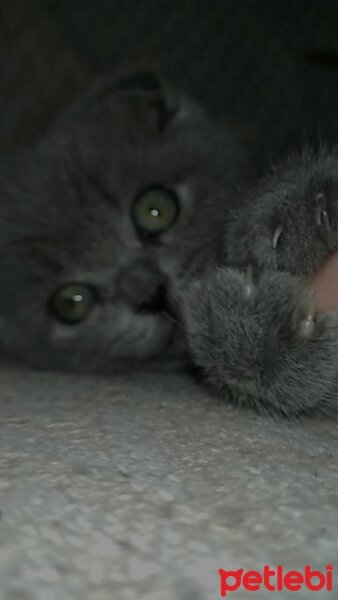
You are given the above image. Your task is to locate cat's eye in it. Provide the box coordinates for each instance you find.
[132,187,179,237]
[50,283,97,324]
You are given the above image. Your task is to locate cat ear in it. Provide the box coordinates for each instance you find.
[88,69,205,132]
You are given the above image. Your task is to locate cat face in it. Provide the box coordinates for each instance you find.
[0,71,249,372]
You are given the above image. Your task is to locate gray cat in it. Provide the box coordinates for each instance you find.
[0,70,250,373]
[180,148,338,416]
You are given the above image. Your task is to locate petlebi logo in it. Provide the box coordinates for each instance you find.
[218,564,334,596]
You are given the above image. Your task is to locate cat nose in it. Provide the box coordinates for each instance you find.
[118,259,168,312]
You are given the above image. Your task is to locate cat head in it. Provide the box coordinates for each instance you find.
[0,70,249,372]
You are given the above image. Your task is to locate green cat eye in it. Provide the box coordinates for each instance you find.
[50,283,97,324]
[132,187,179,237]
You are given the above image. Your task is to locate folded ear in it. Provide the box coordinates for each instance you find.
[86,68,205,132]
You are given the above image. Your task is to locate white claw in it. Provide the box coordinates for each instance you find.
[299,316,316,339]
[244,265,254,298]
[323,210,330,230]
[297,297,316,339]
[315,193,331,230]
[272,225,283,249]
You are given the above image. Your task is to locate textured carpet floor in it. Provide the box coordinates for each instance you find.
[0,362,337,599]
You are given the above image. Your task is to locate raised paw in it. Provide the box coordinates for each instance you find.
[180,267,338,416]
[226,148,338,277]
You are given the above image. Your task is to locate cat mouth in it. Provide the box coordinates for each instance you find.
[136,283,178,326]
[137,283,169,314]
[134,285,182,358]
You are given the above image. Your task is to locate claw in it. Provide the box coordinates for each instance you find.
[244,265,254,297]
[315,192,331,231]
[299,315,316,338]
[297,297,316,339]
[272,225,283,249]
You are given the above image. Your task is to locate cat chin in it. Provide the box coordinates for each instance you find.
[0,309,175,373]
[120,312,175,360]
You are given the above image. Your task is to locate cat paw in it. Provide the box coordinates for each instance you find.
[227,149,338,276]
[180,267,338,415]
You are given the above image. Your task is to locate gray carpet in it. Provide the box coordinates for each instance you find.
[0,362,337,599]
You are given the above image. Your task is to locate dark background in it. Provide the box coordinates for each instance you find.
[2,0,338,162]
